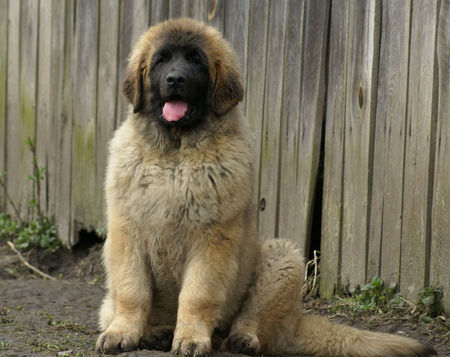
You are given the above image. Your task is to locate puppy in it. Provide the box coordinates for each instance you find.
[96,18,436,357]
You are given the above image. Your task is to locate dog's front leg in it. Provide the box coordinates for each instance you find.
[96,215,152,354]
[172,228,239,357]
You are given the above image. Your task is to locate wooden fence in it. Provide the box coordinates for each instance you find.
[0,0,448,310]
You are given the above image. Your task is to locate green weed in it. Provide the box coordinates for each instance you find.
[0,138,60,253]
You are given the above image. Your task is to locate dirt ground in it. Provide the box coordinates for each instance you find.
[0,240,448,357]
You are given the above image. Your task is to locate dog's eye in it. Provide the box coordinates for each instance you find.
[156,50,171,65]
[186,51,201,64]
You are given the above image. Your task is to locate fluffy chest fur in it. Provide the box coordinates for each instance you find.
[105,116,253,283]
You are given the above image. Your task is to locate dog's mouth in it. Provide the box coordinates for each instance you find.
[162,100,188,123]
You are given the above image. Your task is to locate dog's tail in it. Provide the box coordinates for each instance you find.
[280,313,436,357]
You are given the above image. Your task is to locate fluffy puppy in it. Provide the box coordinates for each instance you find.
[96,18,436,357]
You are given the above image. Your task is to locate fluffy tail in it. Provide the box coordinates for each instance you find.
[283,313,436,357]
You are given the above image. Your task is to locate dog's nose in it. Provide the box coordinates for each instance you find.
[166,74,186,87]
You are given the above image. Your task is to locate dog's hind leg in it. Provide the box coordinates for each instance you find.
[224,238,305,355]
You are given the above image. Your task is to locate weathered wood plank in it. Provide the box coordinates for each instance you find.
[368,1,411,284]
[207,0,225,31]
[36,0,55,217]
[71,0,100,240]
[182,0,207,21]
[11,0,39,220]
[401,0,439,300]
[278,0,306,242]
[96,0,121,231]
[279,0,329,253]
[245,0,269,231]
[54,0,73,245]
[258,0,288,240]
[431,0,450,312]
[224,0,249,108]
[150,0,169,25]
[320,0,350,298]
[340,0,380,289]
[0,0,7,209]
[116,0,150,127]
[169,0,183,18]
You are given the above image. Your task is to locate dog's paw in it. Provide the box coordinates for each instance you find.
[96,328,141,354]
[225,332,260,356]
[171,334,212,357]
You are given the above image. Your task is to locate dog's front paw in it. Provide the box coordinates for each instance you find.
[172,331,211,357]
[225,332,260,355]
[96,327,141,354]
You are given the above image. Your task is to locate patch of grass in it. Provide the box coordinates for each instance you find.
[0,138,60,253]
[417,286,443,318]
[30,340,63,353]
[0,341,10,350]
[328,277,445,328]
[44,313,87,333]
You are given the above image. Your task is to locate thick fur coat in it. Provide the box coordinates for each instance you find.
[96,18,435,357]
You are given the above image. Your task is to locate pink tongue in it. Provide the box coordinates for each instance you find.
[162,101,188,122]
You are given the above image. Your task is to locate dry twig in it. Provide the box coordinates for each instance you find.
[6,241,56,280]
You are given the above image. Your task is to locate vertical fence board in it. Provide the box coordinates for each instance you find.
[169,0,183,18]
[36,0,55,218]
[368,1,411,284]
[6,0,20,220]
[150,0,169,25]
[224,0,249,109]
[431,0,450,312]
[320,0,350,297]
[15,0,39,219]
[54,0,73,245]
[283,0,329,251]
[246,0,269,230]
[0,0,7,209]
[96,0,121,232]
[401,1,438,299]
[71,0,100,239]
[207,0,225,31]
[116,0,150,127]
[278,0,306,242]
[258,0,288,240]
[341,0,380,288]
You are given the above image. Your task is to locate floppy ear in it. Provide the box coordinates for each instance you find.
[210,60,244,116]
[121,58,145,113]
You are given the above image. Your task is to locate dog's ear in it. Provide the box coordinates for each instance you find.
[210,59,244,116]
[122,58,145,113]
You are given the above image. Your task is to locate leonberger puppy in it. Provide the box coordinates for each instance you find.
[96,18,435,357]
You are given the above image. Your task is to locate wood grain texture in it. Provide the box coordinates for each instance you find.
[278,0,306,243]
[224,0,249,109]
[15,0,39,220]
[71,0,100,241]
[368,1,411,285]
[96,0,121,231]
[54,0,73,246]
[0,0,7,209]
[431,0,450,312]
[401,0,439,300]
[278,0,329,253]
[206,0,225,31]
[36,0,55,218]
[340,0,380,288]
[150,0,169,25]
[116,0,150,127]
[257,0,288,240]
[320,0,350,298]
[246,0,269,232]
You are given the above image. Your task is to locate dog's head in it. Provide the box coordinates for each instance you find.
[122,18,244,128]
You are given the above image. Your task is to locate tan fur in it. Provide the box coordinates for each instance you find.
[96,18,435,357]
